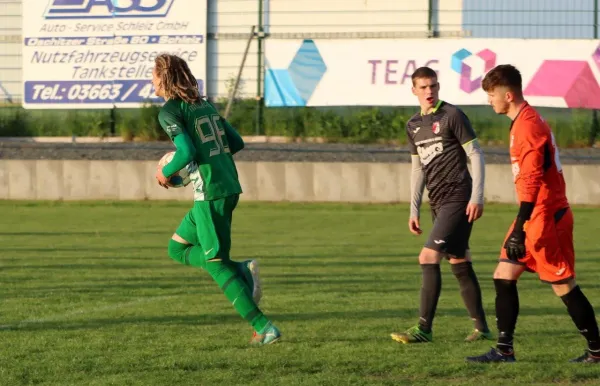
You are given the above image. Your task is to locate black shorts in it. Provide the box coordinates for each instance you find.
[424,201,473,258]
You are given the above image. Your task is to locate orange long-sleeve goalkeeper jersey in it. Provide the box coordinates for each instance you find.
[509,102,569,215]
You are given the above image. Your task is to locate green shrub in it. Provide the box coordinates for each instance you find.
[0,100,598,148]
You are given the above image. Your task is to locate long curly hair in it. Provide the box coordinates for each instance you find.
[154,54,201,104]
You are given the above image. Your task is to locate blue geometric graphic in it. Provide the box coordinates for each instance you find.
[265,70,305,106]
[451,48,471,73]
[265,39,327,107]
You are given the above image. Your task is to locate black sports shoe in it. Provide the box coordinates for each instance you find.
[570,351,600,363]
[466,347,516,363]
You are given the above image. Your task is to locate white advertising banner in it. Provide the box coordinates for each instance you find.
[265,38,600,109]
[22,0,206,109]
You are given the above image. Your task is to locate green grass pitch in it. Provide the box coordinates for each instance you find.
[1,201,600,385]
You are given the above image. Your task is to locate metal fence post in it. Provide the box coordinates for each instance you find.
[591,0,599,147]
[256,0,265,136]
[428,0,439,38]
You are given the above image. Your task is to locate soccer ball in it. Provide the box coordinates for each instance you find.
[158,151,191,188]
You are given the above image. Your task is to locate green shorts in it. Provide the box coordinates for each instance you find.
[175,194,239,261]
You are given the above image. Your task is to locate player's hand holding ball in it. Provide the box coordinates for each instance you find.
[155,151,191,190]
[155,165,170,189]
[408,217,423,236]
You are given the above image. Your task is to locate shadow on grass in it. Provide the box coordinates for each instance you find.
[4,269,600,294]
[3,306,578,332]
[0,231,169,237]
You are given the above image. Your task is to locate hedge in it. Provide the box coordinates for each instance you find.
[0,99,597,147]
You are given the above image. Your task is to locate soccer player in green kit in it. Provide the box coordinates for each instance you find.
[152,53,281,345]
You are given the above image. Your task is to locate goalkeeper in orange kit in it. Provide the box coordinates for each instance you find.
[466,64,600,363]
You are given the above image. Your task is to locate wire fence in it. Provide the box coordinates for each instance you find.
[461,0,599,39]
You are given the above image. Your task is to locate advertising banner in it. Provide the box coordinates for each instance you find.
[265,38,600,109]
[23,0,206,109]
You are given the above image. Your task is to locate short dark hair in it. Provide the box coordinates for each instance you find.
[481,64,522,93]
[411,66,437,86]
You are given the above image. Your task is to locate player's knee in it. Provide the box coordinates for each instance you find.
[168,239,190,265]
[450,260,472,279]
[493,267,514,280]
[449,255,471,265]
[493,261,523,280]
[419,248,443,264]
[552,279,577,297]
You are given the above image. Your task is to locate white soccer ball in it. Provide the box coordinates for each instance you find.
[158,151,191,188]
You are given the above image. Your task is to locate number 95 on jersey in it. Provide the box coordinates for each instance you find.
[23,80,162,108]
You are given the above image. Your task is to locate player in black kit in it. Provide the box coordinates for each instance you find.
[390,67,492,344]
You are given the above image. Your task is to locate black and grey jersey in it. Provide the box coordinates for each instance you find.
[406,101,476,208]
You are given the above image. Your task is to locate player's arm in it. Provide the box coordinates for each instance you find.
[514,123,545,225]
[409,154,426,236]
[452,110,485,205]
[504,123,545,260]
[221,117,245,155]
[158,109,196,178]
[407,125,425,235]
[410,155,426,219]
[463,139,485,206]
[451,110,485,222]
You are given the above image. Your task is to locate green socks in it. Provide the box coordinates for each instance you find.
[168,240,269,333]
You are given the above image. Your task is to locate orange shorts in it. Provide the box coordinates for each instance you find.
[500,207,575,283]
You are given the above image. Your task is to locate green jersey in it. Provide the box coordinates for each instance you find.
[158,98,243,201]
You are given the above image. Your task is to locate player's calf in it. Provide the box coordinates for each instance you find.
[234,260,262,305]
[451,261,491,336]
[493,279,519,355]
[414,263,442,335]
[560,283,600,359]
[245,259,262,305]
[390,262,439,344]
